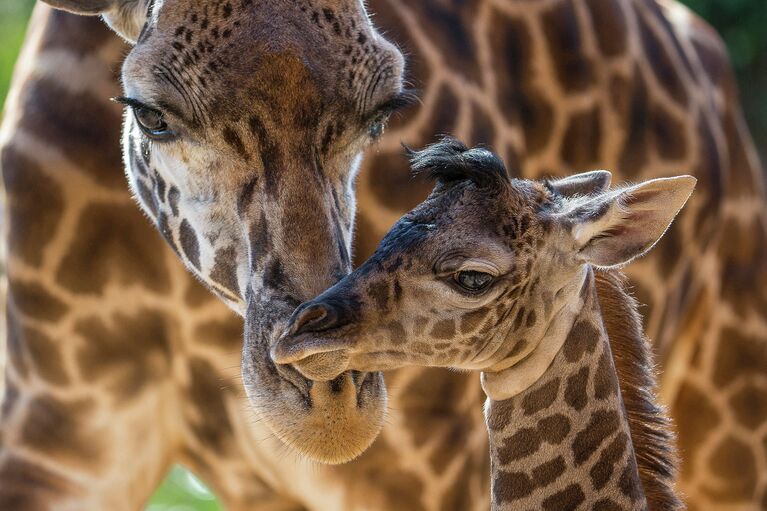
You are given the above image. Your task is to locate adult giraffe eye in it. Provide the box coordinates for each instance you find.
[133,106,174,140]
[454,270,494,292]
[368,116,389,140]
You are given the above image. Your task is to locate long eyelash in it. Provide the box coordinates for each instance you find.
[376,89,419,116]
[111,96,161,114]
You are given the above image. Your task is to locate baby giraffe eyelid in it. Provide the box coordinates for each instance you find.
[456,259,501,276]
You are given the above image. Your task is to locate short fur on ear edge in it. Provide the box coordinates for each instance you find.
[566,175,696,269]
[42,0,113,15]
[41,0,148,43]
[547,170,613,197]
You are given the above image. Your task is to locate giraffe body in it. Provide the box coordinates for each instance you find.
[275,139,690,510]
[0,0,765,509]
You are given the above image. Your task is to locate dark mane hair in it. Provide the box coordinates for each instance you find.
[595,270,681,511]
[405,136,509,188]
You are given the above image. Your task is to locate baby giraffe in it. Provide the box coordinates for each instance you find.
[273,138,693,510]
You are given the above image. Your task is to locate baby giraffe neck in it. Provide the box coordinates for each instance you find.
[484,269,647,511]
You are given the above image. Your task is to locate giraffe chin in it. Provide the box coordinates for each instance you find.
[243,330,386,464]
[251,368,386,465]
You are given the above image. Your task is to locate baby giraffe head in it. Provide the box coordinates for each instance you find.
[273,138,695,395]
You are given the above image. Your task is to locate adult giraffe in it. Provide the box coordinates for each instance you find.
[0,1,764,511]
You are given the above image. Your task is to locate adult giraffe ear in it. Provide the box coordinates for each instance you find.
[41,0,149,43]
[563,176,696,268]
[548,170,612,197]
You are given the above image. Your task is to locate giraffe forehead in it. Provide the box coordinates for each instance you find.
[126,0,400,127]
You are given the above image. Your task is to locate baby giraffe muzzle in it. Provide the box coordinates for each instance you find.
[273,138,693,509]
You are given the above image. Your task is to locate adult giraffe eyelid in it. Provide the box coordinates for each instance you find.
[111,95,161,114]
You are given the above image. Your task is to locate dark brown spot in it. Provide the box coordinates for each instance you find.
[561,108,602,168]
[494,470,534,503]
[7,279,68,323]
[431,319,456,339]
[487,398,514,432]
[637,10,687,105]
[532,455,566,487]
[618,456,643,501]
[730,384,767,430]
[585,0,627,57]
[16,77,123,189]
[617,68,650,178]
[2,146,65,267]
[0,455,79,509]
[703,436,756,502]
[563,320,600,363]
[21,396,101,468]
[541,0,594,92]
[572,410,619,465]
[21,323,69,386]
[651,105,687,160]
[590,431,628,490]
[386,321,407,346]
[713,327,767,387]
[460,308,489,334]
[55,204,171,295]
[673,381,720,471]
[538,413,571,443]
[405,0,482,84]
[593,348,617,400]
[75,310,171,402]
[187,358,234,452]
[593,498,622,511]
[497,427,540,464]
[489,11,553,154]
[368,280,390,310]
[179,219,201,270]
[222,126,249,160]
[565,367,589,411]
[521,378,560,416]
[209,246,240,297]
[470,105,495,146]
[542,483,585,511]
[194,318,242,351]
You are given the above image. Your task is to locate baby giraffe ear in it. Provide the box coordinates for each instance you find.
[41,0,149,43]
[564,176,696,268]
[548,170,612,197]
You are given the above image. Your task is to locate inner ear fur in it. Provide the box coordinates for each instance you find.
[567,175,696,268]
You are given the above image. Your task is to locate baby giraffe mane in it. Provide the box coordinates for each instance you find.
[406,136,509,188]
[595,270,681,511]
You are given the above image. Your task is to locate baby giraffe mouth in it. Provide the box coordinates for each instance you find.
[271,334,352,381]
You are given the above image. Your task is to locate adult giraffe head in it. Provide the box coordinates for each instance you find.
[42,0,407,463]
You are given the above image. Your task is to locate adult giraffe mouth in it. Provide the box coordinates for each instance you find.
[241,298,386,465]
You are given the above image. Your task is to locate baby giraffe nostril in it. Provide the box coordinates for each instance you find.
[290,302,339,336]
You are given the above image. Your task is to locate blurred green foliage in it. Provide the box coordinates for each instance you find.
[0,1,35,106]
[0,0,763,510]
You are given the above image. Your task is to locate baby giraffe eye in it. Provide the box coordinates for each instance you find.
[454,270,494,292]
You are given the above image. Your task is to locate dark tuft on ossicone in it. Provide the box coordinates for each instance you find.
[405,136,509,188]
